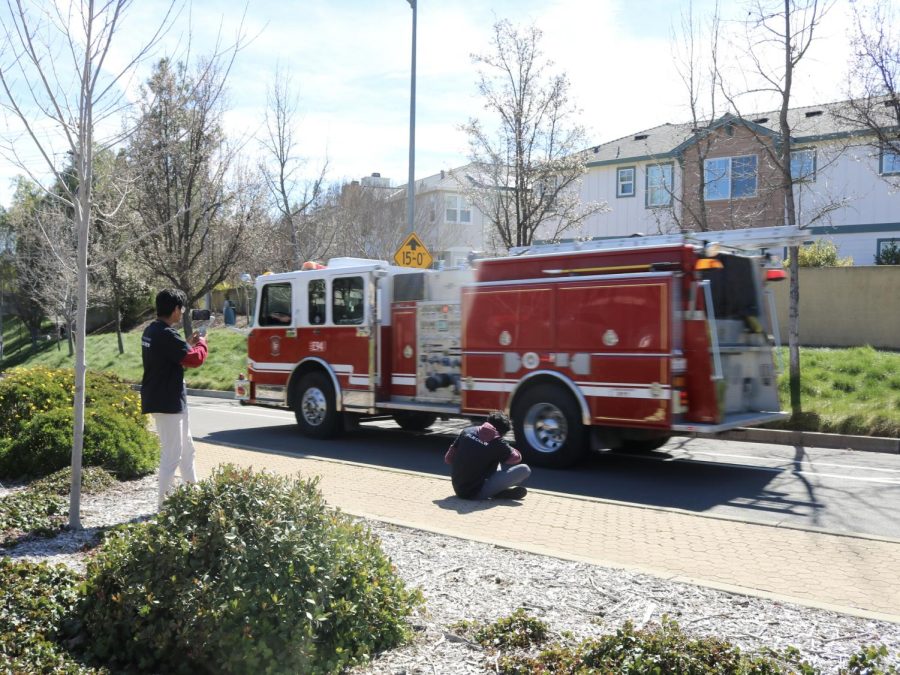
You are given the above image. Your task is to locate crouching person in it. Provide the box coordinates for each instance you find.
[445,411,531,500]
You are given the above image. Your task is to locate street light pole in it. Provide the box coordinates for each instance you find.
[406,0,417,235]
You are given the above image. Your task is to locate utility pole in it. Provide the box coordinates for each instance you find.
[406,0,417,235]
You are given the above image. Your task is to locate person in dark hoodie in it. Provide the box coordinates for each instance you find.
[141,289,208,508]
[444,411,531,500]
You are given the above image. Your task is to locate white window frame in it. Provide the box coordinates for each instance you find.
[616,166,635,198]
[445,194,471,224]
[704,155,758,201]
[790,149,816,182]
[645,163,673,208]
[880,149,900,175]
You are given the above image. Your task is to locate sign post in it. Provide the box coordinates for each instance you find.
[393,231,433,269]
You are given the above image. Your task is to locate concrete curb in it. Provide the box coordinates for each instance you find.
[186,388,235,400]
[183,388,898,453]
[718,427,899,454]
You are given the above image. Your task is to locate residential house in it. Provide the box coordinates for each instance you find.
[374,166,493,267]
[577,100,900,264]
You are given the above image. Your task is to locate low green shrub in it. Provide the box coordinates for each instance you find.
[30,466,117,496]
[0,558,100,674]
[0,366,144,439]
[81,465,421,674]
[0,406,158,479]
[843,645,900,674]
[492,617,818,674]
[464,608,549,650]
[1,467,117,545]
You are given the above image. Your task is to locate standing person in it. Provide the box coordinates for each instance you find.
[141,289,208,508]
[444,411,531,500]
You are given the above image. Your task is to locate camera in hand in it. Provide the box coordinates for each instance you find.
[191,309,211,321]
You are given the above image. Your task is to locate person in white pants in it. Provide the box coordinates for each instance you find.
[140,289,208,509]
[153,408,198,508]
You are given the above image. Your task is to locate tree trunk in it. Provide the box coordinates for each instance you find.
[116,309,124,354]
[69,127,94,529]
[114,281,124,355]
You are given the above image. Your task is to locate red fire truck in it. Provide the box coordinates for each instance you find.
[236,226,800,467]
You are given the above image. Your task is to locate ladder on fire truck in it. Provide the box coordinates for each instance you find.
[509,225,807,256]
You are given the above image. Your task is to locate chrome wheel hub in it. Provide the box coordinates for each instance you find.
[523,402,568,453]
[301,387,327,426]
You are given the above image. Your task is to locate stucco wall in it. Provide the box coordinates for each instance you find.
[771,266,900,349]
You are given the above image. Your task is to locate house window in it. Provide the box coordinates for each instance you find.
[617,167,635,198]
[445,195,471,224]
[704,155,757,200]
[332,276,364,325]
[646,163,673,207]
[876,237,900,264]
[790,149,816,182]
[880,149,900,175]
[258,282,292,326]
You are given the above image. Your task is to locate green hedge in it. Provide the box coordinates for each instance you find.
[81,466,421,673]
[0,558,97,674]
[0,367,143,438]
[0,367,157,480]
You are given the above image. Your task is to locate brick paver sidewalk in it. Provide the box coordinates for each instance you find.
[193,441,900,623]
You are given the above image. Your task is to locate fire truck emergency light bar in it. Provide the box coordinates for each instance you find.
[510,225,807,257]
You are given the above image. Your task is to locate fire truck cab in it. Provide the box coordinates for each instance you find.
[237,227,800,468]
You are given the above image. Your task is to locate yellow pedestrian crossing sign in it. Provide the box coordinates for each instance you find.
[393,232,433,269]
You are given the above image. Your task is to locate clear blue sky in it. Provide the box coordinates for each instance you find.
[0,0,856,207]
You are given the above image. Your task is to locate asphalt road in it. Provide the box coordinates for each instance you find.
[186,396,900,540]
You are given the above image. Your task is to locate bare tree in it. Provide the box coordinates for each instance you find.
[722,0,835,417]
[668,0,725,232]
[91,148,149,354]
[0,0,175,527]
[321,181,401,261]
[15,204,78,354]
[845,0,900,186]
[128,56,247,336]
[462,20,606,249]
[259,65,332,270]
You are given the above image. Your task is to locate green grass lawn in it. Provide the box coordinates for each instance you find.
[2,319,898,437]
[772,345,900,437]
[3,324,247,391]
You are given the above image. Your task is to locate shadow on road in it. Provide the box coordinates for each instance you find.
[201,422,822,520]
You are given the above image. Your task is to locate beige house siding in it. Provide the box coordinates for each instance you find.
[771,266,900,349]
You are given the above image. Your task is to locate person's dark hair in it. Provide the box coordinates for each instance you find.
[156,289,187,318]
[486,411,511,436]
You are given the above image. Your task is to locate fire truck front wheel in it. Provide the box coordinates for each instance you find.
[294,372,341,439]
[512,384,586,469]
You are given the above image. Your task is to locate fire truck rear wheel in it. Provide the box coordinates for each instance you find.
[512,384,586,469]
[393,411,438,431]
[294,372,341,439]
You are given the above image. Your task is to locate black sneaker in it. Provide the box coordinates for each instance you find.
[495,486,527,500]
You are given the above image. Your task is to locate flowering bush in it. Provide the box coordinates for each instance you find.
[0,367,155,479]
[0,367,143,439]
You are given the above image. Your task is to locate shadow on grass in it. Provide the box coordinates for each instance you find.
[0,334,59,370]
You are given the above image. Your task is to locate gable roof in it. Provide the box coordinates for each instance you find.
[584,99,891,168]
